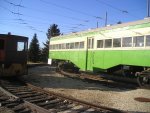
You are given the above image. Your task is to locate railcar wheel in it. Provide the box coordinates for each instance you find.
[137,75,150,88]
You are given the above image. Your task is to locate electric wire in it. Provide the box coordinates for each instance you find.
[95,0,141,19]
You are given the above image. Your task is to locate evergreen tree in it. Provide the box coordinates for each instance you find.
[41,24,60,63]
[28,33,40,62]
[117,21,122,24]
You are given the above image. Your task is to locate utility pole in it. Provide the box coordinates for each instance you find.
[96,16,101,28]
[97,21,99,28]
[147,0,150,17]
[105,12,107,26]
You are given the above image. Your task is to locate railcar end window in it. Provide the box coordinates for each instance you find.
[104,39,112,48]
[0,39,4,50]
[97,40,103,48]
[113,38,121,47]
[133,36,144,47]
[146,35,150,46]
[122,37,132,47]
[17,42,25,51]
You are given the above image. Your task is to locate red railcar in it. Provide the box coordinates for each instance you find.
[0,34,28,77]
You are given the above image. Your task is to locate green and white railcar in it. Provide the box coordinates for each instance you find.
[49,18,150,74]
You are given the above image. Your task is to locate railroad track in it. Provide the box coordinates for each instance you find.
[0,87,43,113]
[0,78,126,113]
[59,70,138,90]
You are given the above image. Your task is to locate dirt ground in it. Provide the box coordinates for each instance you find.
[0,107,14,113]
[22,66,150,113]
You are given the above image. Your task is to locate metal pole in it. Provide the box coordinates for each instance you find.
[105,12,107,26]
[97,21,98,28]
[147,0,150,17]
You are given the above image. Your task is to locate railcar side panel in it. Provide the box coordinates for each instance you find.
[50,50,87,70]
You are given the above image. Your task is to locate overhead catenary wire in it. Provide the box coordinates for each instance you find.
[2,0,91,33]
[0,5,23,15]
[1,0,145,35]
[3,0,91,23]
[0,5,45,33]
[95,0,141,19]
[40,0,104,20]
[2,0,121,33]
[3,0,90,23]
[3,0,25,8]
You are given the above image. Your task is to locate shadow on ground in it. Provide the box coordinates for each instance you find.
[23,66,138,92]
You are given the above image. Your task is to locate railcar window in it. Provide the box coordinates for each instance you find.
[70,43,74,49]
[80,41,84,48]
[0,39,4,50]
[104,39,112,48]
[53,45,55,50]
[52,44,56,49]
[146,35,150,46]
[122,37,132,47]
[17,42,25,51]
[62,43,66,49]
[133,36,144,47]
[97,40,103,48]
[75,42,79,49]
[54,45,56,50]
[49,45,52,49]
[58,44,61,49]
[56,44,59,49]
[88,38,94,49]
[92,38,94,48]
[113,38,121,47]
[66,43,70,49]
[88,39,91,48]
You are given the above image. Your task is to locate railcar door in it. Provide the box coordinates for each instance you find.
[86,37,94,71]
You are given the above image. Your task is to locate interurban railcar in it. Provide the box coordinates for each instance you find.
[0,34,28,77]
[49,18,150,86]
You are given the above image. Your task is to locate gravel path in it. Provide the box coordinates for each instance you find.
[22,66,150,113]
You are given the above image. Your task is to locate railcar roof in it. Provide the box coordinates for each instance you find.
[0,34,28,39]
[51,18,150,41]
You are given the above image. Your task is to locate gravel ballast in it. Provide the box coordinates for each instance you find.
[22,66,150,113]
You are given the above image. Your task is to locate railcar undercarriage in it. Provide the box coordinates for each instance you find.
[136,69,150,88]
[0,63,27,77]
[52,60,150,88]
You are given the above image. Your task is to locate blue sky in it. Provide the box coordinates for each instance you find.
[0,0,147,47]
